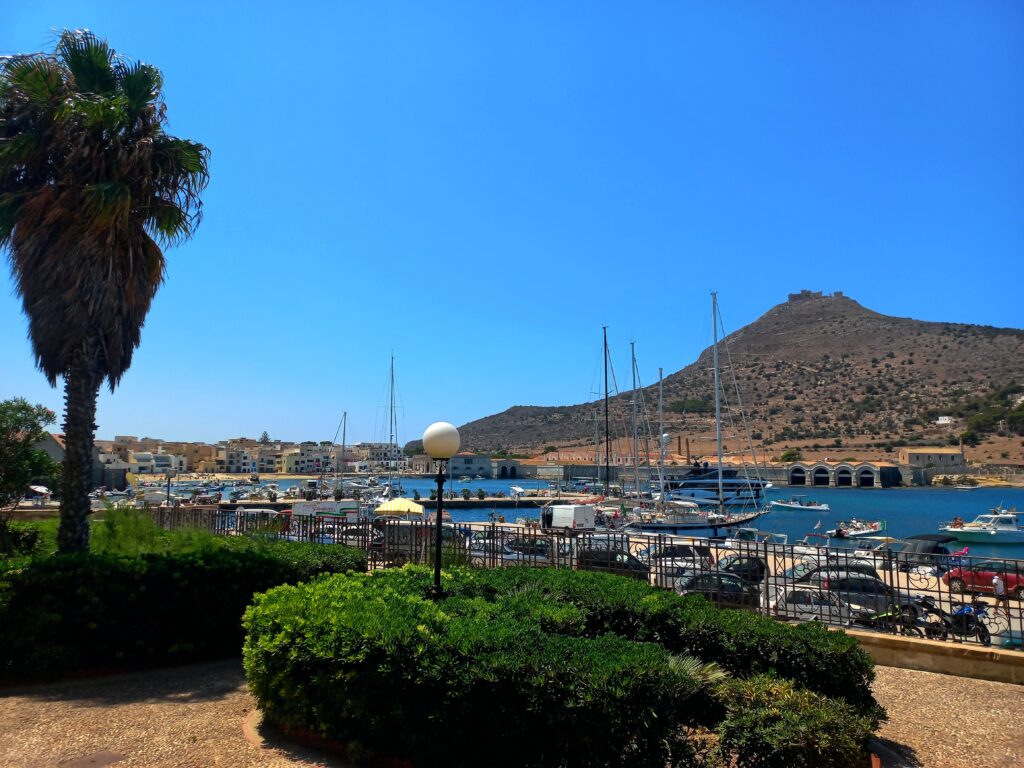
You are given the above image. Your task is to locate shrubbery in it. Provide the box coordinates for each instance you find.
[244,566,879,767]
[0,533,366,681]
[714,676,873,768]
[363,565,879,715]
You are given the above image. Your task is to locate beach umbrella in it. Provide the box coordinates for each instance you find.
[374,498,425,516]
[29,485,51,495]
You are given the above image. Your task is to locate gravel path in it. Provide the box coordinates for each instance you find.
[0,661,1019,767]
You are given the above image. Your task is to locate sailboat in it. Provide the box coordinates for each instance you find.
[626,293,766,533]
[372,355,405,505]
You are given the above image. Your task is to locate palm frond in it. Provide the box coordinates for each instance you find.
[56,30,116,95]
[1,56,65,105]
[115,61,162,114]
[668,654,729,687]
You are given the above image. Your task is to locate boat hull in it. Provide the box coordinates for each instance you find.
[939,527,1024,544]
[769,501,831,513]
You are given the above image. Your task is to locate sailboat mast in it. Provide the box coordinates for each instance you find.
[340,411,347,494]
[658,367,665,499]
[594,412,600,487]
[603,326,610,497]
[712,292,724,511]
[388,354,395,491]
[631,341,639,499]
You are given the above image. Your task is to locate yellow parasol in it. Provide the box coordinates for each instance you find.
[374,498,425,516]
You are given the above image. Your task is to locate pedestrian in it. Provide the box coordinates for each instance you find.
[992,572,1010,619]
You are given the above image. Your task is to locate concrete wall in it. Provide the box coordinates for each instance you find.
[847,630,1024,686]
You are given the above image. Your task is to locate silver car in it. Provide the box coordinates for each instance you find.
[763,585,859,625]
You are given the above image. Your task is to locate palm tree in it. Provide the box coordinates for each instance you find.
[0,30,209,552]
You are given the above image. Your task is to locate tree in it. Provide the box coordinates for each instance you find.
[780,448,802,463]
[0,31,210,552]
[0,398,60,549]
[259,431,271,445]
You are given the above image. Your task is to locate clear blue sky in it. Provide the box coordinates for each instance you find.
[2,2,1023,446]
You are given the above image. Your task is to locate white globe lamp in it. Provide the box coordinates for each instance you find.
[423,421,460,460]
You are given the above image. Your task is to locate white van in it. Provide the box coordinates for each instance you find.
[548,504,596,530]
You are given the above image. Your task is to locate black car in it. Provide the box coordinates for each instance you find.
[717,554,768,584]
[897,535,956,571]
[577,548,650,581]
[675,571,760,608]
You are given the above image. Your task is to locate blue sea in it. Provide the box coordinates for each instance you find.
[237,478,1024,559]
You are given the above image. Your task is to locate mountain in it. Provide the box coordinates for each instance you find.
[457,291,1024,460]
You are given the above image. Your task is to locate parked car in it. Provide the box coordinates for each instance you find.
[675,571,760,608]
[811,572,918,618]
[577,548,650,581]
[779,559,880,584]
[763,585,858,625]
[897,535,957,571]
[717,554,769,584]
[943,560,1024,599]
[637,542,715,587]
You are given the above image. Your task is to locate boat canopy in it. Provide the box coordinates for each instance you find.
[374,498,425,516]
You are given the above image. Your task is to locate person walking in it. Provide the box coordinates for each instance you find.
[992,572,1010,620]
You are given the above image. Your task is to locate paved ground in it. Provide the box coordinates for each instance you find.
[0,661,1019,767]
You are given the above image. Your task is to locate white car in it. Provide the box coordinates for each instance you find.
[763,585,860,625]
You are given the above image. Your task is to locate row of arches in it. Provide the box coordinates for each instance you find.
[789,465,877,487]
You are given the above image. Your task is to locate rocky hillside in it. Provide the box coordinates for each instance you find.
[458,292,1024,459]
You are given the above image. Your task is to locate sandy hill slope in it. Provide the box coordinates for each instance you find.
[457,292,1024,461]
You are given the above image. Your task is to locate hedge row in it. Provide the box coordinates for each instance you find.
[363,565,880,716]
[243,567,878,768]
[0,539,366,680]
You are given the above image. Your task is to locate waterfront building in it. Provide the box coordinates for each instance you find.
[451,452,494,478]
[786,460,902,488]
[898,447,966,470]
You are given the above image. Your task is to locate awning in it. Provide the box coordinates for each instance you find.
[374,498,425,516]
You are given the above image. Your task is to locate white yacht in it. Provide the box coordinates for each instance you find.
[940,508,1024,544]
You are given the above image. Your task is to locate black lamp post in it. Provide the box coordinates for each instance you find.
[422,421,460,598]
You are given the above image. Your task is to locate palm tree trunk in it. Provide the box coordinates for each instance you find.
[57,358,101,553]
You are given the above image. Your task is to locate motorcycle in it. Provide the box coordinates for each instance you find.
[852,603,925,637]
[911,593,993,646]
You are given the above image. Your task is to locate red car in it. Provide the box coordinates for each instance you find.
[943,560,1024,600]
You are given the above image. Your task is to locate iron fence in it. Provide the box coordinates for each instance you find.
[147,506,1024,650]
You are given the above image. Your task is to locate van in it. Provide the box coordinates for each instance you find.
[547,504,596,530]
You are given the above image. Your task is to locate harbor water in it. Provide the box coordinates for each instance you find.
[218,478,1024,559]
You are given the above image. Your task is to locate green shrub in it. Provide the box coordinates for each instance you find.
[0,540,366,681]
[244,567,879,767]
[244,572,703,768]
[91,507,167,555]
[713,676,873,768]
[362,567,879,718]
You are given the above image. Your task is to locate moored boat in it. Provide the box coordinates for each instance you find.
[768,496,831,513]
[939,508,1024,544]
[827,519,885,538]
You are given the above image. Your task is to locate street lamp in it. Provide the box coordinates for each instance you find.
[423,421,460,597]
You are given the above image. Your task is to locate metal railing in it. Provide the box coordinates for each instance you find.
[147,506,1024,649]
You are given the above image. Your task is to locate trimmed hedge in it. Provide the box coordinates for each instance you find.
[0,539,366,680]
[244,573,703,768]
[244,566,880,767]
[360,565,880,717]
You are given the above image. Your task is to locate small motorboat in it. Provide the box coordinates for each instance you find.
[769,496,831,513]
[939,508,1024,544]
[827,519,885,538]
